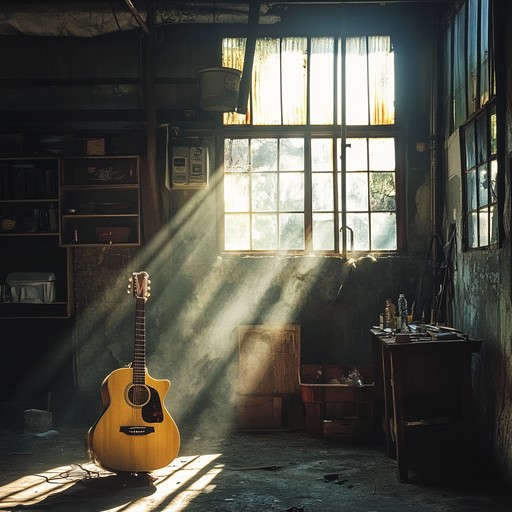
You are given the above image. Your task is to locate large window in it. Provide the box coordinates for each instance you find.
[461,103,498,248]
[222,35,397,254]
[445,0,497,249]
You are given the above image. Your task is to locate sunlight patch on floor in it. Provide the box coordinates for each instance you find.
[0,453,223,511]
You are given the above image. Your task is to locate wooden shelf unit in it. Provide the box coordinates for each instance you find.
[0,156,73,318]
[59,156,140,247]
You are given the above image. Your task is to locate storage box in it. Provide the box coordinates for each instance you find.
[299,364,374,435]
[6,272,55,304]
[86,138,105,156]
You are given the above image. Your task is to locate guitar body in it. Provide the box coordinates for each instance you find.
[88,366,180,473]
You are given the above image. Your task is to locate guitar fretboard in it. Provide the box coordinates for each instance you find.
[133,297,146,384]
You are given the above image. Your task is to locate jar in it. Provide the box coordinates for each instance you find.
[384,299,396,329]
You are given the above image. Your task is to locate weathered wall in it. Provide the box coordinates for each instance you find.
[0,4,433,432]
[441,2,512,484]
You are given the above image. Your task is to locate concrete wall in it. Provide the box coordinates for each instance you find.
[440,2,512,484]
[0,5,433,437]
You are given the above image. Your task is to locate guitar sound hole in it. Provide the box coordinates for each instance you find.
[127,384,151,406]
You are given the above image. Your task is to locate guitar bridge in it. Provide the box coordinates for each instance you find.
[120,426,155,436]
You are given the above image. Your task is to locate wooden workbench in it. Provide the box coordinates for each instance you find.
[370,328,483,481]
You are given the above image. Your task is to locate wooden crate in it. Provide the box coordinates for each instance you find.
[237,324,301,429]
[299,364,374,434]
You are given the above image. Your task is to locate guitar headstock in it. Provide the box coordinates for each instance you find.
[128,271,151,300]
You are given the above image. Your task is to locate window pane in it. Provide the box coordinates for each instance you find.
[225,174,249,212]
[225,139,249,172]
[253,38,281,125]
[282,38,307,125]
[279,213,304,250]
[454,5,467,127]
[279,172,304,211]
[468,212,478,248]
[466,169,477,210]
[479,208,489,246]
[371,212,397,250]
[370,172,396,211]
[345,212,369,251]
[345,138,368,171]
[312,173,334,211]
[222,38,249,126]
[467,0,478,113]
[251,138,277,171]
[464,123,476,170]
[280,138,304,170]
[253,214,278,250]
[490,106,497,156]
[311,138,333,172]
[490,204,498,245]
[346,37,369,125]
[310,37,334,124]
[368,36,395,125]
[346,173,368,211]
[313,213,334,250]
[477,164,488,207]
[369,138,395,171]
[480,0,490,105]
[476,114,487,164]
[337,39,343,125]
[490,159,498,202]
[252,173,277,211]
[225,213,250,250]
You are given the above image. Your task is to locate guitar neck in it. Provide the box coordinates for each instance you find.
[133,297,146,384]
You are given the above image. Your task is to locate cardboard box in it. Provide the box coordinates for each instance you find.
[86,138,105,156]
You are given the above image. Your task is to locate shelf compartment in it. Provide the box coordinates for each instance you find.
[61,156,138,186]
[60,155,140,247]
[0,236,73,318]
[60,215,140,246]
[0,157,59,200]
[0,302,71,319]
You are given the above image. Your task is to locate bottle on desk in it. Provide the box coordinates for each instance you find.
[384,299,396,329]
[398,293,408,331]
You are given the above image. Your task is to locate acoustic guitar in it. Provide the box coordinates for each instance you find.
[87,271,180,473]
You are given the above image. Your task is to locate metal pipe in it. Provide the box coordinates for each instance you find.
[123,0,150,33]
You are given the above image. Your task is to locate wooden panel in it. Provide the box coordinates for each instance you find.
[237,324,301,429]
[237,395,283,429]
[237,324,300,395]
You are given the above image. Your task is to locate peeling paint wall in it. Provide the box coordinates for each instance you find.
[440,2,512,485]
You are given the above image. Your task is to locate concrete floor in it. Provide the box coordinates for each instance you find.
[1,427,511,512]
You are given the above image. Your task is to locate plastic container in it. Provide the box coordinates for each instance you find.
[6,272,56,304]
[197,67,241,112]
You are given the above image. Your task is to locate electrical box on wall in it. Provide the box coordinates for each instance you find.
[170,146,209,189]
